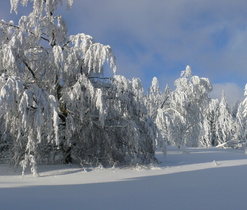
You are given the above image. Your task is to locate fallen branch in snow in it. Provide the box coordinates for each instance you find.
[216,142,228,148]
[216,140,238,148]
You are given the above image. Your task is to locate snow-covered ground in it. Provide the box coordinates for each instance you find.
[1,147,247,210]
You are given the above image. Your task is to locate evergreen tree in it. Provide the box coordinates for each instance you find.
[201,99,219,147]
[146,77,164,119]
[215,91,236,146]
[236,84,247,144]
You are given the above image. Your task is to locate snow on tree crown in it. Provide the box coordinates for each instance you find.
[180,65,192,78]
[244,84,247,97]
[10,0,74,15]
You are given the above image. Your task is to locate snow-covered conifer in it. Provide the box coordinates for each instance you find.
[236,84,247,144]
[215,91,236,146]
[146,77,163,118]
[201,99,219,146]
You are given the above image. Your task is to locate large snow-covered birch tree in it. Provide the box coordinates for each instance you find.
[0,0,158,175]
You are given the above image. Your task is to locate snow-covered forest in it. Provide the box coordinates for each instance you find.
[0,0,247,177]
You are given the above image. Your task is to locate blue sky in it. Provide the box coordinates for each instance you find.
[1,0,247,104]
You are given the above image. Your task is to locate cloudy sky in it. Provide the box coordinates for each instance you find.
[1,0,247,104]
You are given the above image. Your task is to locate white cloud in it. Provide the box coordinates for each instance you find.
[210,83,245,105]
[68,0,247,84]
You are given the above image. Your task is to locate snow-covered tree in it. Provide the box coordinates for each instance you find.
[103,76,159,164]
[146,77,164,119]
[231,101,240,119]
[0,0,158,175]
[215,91,236,146]
[200,99,219,147]
[154,85,171,143]
[157,66,212,147]
[145,77,168,150]
[236,84,247,143]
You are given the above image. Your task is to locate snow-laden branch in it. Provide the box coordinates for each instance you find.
[10,0,74,15]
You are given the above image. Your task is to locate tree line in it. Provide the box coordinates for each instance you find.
[0,0,246,175]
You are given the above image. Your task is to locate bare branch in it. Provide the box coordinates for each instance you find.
[22,60,36,79]
[62,40,71,50]
[160,95,169,109]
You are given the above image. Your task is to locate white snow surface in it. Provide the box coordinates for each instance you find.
[1,147,247,210]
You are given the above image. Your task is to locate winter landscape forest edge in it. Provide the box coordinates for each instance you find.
[0,0,247,176]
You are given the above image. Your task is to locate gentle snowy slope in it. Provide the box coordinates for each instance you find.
[1,147,247,210]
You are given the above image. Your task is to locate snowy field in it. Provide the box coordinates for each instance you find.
[1,147,247,210]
